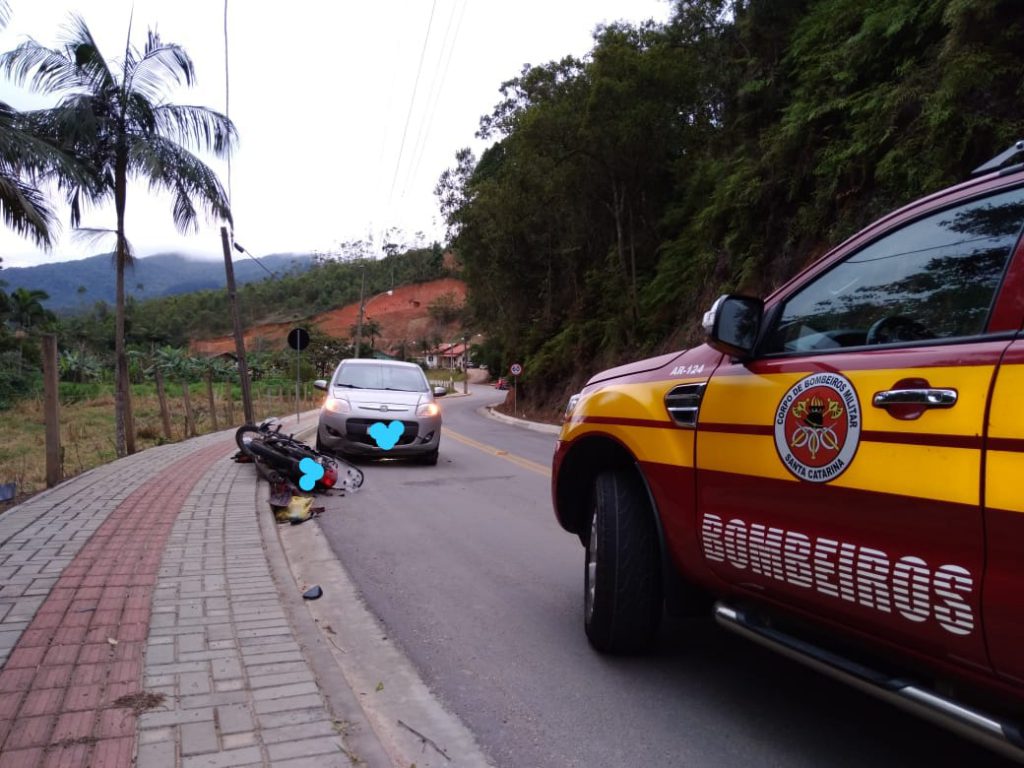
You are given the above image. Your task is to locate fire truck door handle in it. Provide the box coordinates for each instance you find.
[872,388,958,408]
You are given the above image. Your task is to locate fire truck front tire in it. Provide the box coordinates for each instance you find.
[584,469,662,654]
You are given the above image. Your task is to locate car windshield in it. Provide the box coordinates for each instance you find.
[335,364,427,393]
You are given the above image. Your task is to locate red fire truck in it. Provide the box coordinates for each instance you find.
[553,141,1024,760]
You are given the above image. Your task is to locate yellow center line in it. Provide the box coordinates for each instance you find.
[445,428,552,478]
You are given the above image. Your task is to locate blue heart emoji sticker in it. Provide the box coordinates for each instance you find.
[368,420,403,450]
[298,457,325,491]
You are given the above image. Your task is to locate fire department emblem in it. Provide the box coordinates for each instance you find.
[774,373,861,483]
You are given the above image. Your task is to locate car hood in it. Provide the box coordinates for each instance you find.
[332,387,428,417]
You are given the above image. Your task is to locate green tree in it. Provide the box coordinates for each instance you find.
[349,317,382,353]
[426,291,464,325]
[8,286,50,332]
[306,328,349,378]
[0,15,236,456]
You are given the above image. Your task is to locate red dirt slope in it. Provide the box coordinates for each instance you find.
[191,277,467,356]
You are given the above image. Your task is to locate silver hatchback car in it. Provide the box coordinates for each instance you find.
[314,359,445,465]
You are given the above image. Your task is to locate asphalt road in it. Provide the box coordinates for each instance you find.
[317,384,1014,768]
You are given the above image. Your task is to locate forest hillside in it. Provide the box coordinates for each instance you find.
[439,0,1024,414]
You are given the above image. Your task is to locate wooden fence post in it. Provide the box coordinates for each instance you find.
[42,334,62,488]
[205,371,219,432]
[182,380,196,437]
[155,366,173,440]
[224,383,234,425]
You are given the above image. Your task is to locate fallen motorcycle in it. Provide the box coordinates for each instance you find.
[235,420,364,494]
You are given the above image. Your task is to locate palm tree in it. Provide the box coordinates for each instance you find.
[8,286,49,332]
[0,15,237,456]
[8,286,50,374]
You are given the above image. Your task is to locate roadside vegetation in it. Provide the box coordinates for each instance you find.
[0,379,322,509]
[438,0,1024,416]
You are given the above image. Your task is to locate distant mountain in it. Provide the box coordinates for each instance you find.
[0,251,315,312]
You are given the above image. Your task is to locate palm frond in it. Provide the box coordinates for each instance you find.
[0,169,55,247]
[64,179,109,228]
[0,40,86,94]
[72,226,134,267]
[151,103,237,157]
[90,230,136,267]
[0,14,118,103]
[1,103,95,189]
[127,38,196,104]
[59,14,117,94]
[128,135,232,231]
[70,225,117,251]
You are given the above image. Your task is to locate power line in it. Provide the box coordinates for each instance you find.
[405,0,468,196]
[232,242,277,279]
[388,0,439,204]
[401,0,459,194]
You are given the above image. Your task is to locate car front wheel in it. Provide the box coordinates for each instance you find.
[584,469,662,654]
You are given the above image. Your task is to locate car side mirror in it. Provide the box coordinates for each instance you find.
[313,379,328,391]
[702,294,764,359]
[433,386,448,397]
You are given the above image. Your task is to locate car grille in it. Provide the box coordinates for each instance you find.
[345,418,420,447]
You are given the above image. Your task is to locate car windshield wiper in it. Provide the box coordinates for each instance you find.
[335,383,363,389]
[381,387,417,392]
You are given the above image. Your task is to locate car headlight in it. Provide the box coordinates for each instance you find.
[564,393,582,422]
[417,402,440,417]
[324,396,351,414]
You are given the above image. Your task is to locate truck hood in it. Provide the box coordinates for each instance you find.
[586,350,687,386]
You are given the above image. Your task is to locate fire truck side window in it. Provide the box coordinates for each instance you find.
[764,187,1024,355]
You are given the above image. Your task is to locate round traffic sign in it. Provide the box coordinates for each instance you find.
[510,363,523,376]
[287,327,310,351]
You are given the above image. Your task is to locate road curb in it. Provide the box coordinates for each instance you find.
[257,464,393,767]
[277,497,496,767]
[480,405,561,435]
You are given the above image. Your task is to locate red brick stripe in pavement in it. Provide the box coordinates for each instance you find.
[0,440,234,768]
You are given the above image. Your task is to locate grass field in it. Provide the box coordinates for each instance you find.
[0,380,322,510]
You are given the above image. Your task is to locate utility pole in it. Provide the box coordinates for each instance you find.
[354,262,366,359]
[221,226,254,424]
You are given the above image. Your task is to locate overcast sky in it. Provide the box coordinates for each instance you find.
[0,0,671,269]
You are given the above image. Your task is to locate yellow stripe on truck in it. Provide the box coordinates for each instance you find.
[562,381,699,467]
[986,451,1024,513]
[696,433,980,505]
[701,365,992,437]
[986,364,1024,513]
[700,366,990,505]
[565,367,990,505]
[563,422,695,467]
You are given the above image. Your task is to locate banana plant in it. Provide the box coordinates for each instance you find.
[155,347,199,438]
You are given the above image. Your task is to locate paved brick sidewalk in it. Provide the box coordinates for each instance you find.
[0,424,369,767]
